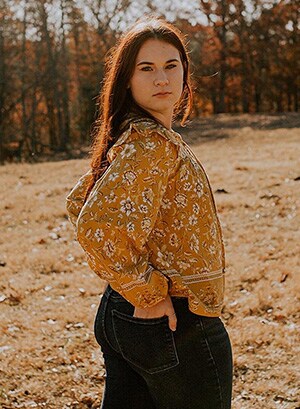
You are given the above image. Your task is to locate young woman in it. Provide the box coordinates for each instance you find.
[66,16,233,409]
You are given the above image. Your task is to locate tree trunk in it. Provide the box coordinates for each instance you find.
[59,0,71,151]
[38,0,63,152]
[20,2,29,160]
[0,0,7,163]
[217,0,228,113]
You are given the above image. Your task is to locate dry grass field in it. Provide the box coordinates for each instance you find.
[0,114,299,408]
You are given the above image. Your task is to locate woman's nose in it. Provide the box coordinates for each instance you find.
[154,71,169,86]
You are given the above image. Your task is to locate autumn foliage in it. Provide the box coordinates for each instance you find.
[0,0,298,162]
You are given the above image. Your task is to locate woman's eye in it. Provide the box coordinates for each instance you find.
[166,64,177,69]
[140,66,153,71]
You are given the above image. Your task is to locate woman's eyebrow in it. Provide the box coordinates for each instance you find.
[136,58,179,66]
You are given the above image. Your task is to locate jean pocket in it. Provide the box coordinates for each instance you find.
[112,310,179,374]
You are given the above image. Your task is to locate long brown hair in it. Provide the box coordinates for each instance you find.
[84,16,193,202]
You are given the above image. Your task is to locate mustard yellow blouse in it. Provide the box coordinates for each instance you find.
[66,118,226,317]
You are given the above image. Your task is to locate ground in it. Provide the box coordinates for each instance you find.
[0,113,299,408]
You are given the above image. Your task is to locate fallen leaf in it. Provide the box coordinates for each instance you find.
[38,238,47,244]
[215,188,229,194]
[279,272,289,283]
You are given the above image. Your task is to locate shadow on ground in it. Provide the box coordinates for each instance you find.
[176,112,300,145]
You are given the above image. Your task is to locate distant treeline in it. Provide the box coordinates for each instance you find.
[0,0,298,162]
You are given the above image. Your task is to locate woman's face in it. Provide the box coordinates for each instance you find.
[129,39,184,129]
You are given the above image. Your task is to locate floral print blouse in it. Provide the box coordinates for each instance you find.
[66,118,226,317]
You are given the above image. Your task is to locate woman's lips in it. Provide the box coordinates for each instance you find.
[153,92,172,97]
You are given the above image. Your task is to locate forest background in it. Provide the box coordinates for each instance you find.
[0,0,299,162]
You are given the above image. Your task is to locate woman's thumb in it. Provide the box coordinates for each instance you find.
[168,311,177,332]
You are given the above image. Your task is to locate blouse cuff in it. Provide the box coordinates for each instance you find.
[110,269,169,308]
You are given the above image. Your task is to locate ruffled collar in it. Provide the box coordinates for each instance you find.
[119,114,183,147]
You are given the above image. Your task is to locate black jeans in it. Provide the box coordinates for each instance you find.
[94,285,233,409]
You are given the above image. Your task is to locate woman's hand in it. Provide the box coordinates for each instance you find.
[133,294,177,331]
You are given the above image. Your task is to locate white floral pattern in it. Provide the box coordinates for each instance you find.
[120,143,136,158]
[94,228,104,242]
[127,222,135,232]
[106,192,117,203]
[172,218,184,230]
[66,118,226,316]
[120,198,136,216]
[123,171,137,185]
[103,239,116,257]
[189,214,198,226]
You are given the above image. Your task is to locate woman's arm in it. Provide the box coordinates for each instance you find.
[76,130,178,310]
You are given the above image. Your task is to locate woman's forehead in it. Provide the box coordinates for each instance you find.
[136,39,180,64]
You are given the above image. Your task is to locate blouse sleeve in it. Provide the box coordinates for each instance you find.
[65,169,93,230]
[76,130,178,308]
